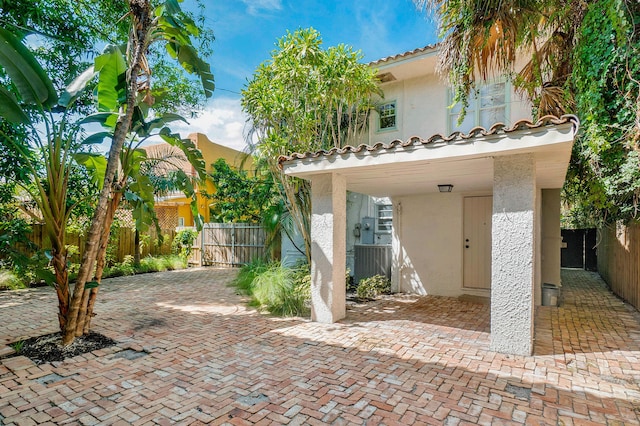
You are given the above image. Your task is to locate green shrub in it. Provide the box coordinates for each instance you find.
[171,229,198,259]
[356,274,391,299]
[138,255,185,273]
[0,269,27,290]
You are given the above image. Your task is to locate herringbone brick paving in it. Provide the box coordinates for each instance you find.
[1,268,639,425]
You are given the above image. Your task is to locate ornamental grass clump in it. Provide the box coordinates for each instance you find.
[233,260,310,317]
[356,274,391,299]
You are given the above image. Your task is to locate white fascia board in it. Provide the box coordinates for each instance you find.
[282,123,575,178]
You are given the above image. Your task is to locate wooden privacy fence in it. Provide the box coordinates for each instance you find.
[28,224,176,263]
[192,223,266,267]
[597,223,640,310]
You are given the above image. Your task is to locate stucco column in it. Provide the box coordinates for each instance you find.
[310,173,347,323]
[490,154,537,356]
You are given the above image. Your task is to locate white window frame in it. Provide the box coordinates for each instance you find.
[375,204,393,234]
[178,217,185,227]
[377,101,397,131]
[447,81,511,134]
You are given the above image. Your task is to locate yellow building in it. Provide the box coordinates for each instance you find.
[147,133,251,228]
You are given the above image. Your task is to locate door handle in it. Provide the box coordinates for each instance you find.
[465,245,469,248]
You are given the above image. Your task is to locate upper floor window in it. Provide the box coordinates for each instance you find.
[378,102,396,130]
[376,204,393,233]
[448,82,508,133]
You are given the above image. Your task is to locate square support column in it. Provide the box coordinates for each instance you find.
[310,173,347,323]
[490,154,537,356]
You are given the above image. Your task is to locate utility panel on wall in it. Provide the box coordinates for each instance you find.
[360,217,375,244]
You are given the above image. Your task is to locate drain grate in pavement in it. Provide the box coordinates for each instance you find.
[35,373,67,385]
[112,349,147,360]
[237,392,269,406]
[505,384,531,401]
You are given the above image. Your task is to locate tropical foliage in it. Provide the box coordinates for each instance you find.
[565,0,640,226]
[0,0,213,345]
[209,158,279,224]
[171,229,198,259]
[0,0,214,114]
[242,28,380,263]
[416,0,584,118]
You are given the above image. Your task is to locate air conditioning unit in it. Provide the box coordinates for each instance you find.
[353,244,392,285]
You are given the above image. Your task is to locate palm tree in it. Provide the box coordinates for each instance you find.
[416,0,587,117]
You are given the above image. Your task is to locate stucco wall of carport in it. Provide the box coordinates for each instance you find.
[391,192,467,297]
[390,189,561,302]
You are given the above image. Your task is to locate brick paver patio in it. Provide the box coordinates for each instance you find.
[1,268,639,425]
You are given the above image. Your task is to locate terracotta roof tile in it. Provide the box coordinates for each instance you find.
[277,115,579,167]
[368,44,439,66]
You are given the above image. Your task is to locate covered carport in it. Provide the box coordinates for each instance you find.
[279,115,579,356]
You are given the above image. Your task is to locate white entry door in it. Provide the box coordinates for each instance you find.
[463,196,492,289]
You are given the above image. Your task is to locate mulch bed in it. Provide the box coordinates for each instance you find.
[9,332,117,365]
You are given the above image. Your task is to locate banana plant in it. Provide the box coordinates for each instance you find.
[0,26,97,331]
[74,109,206,333]
[63,0,214,345]
[0,0,214,346]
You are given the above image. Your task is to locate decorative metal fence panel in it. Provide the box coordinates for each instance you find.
[196,223,266,267]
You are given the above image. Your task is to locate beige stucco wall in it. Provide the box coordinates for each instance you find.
[368,75,533,145]
[392,193,465,296]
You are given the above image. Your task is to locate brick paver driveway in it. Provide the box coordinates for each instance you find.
[1,268,640,425]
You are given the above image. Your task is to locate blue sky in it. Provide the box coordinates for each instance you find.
[171,0,438,150]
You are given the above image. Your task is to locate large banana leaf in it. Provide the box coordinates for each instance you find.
[81,131,113,146]
[74,153,107,190]
[156,7,215,99]
[159,127,206,180]
[94,45,127,112]
[0,85,29,123]
[0,28,57,107]
[79,112,120,129]
[59,65,98,108]
[132,112,188,138]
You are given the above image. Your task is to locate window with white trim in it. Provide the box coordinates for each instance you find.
[378,102,396,130]
[448,82,508,133]
[376,204,393,233]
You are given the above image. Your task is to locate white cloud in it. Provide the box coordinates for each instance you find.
[241,0,283,15]
[170,97,251,152]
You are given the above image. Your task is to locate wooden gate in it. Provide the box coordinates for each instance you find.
[196,223,266,267]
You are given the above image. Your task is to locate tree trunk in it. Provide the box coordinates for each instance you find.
[75,192,122,336]
[61,0,152,346]
[51,249,69,331]
[134,229,141,266]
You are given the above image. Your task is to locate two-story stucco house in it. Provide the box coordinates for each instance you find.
[279,45,578,356]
